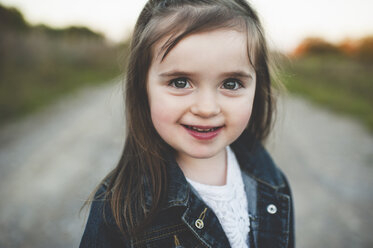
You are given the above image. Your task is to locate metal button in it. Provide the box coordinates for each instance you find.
[267,204,277,214]
[195,219,204,229]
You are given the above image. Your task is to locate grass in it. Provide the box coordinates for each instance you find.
[0,31,125,125]
[279,54,373,131]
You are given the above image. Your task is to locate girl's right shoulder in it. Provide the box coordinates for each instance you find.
[79,181,129,248]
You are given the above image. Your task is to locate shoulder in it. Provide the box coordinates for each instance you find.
[232,141,289,190]
[233,142,295,247]
[79,182,128,248]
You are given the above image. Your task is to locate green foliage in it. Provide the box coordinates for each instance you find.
[34,24,105,41]
[280,54,373,131]
[0,3,29,31]
[0,4,127,125]
[354,36,373,63]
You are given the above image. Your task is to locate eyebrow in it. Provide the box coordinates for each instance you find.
[221,71,253,79]
[159,70,253,79]
[159,70,192,78]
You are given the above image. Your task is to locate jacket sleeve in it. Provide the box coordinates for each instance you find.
[281,171,295,248]
[79,185,129,248]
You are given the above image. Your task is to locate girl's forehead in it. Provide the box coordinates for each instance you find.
[149,28,255,75]
[152,27,249,63]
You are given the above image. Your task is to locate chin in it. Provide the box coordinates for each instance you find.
[182,148,221,160]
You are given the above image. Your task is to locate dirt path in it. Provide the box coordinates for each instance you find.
[268,96,373,248]
[0,81,125,248]
[0,81,372,248]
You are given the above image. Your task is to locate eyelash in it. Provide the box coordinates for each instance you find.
[168,77,191,89]
[221,78,244,90]
[168,77,244,90]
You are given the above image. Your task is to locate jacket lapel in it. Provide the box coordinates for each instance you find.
[181,192,231,248]
[234,142,291,248]
[163,155,231,248]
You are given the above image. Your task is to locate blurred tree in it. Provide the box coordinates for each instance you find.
[0,4,122,124]
[293,37,341,56]
[338,38,356,56]
[294,36,373,63]
[64,26,104,41]
[0,4,29,31]
[34,24,104,42]
[354,36,373,63]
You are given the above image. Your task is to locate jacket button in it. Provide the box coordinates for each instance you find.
[195,219,204,229]
[267,204,277,214]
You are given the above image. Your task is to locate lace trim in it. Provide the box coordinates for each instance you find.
[186,146,250,248]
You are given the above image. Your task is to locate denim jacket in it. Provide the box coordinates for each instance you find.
[80,142,294,248]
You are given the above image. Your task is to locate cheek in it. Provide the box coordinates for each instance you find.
[149,101,183,147]
[235,106,253,128]
[149,96,180,132]
[150,106,170,144]
[239,90,256,124]
[150,106,172,128]
[224,96,254,134]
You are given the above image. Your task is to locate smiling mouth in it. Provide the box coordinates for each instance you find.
[182,124,223,133]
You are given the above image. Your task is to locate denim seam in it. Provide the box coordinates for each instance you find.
[132,227,188,245]
[141,223,185,236]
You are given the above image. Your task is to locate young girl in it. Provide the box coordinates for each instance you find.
[80,0,294,247]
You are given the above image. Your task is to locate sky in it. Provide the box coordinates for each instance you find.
[2,0,373,52]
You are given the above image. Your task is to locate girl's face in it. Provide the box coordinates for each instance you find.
[147,29,256,162]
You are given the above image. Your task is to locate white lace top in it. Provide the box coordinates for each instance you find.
[186,146,250,248]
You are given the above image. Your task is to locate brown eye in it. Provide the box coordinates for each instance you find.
[169,78,191,88]
[222,79,242,90]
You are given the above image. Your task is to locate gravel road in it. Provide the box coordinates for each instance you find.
[0,81,372,248]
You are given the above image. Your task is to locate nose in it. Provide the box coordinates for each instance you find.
[190,89,221,118]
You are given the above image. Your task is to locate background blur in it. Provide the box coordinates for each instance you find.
[0,0,372,247]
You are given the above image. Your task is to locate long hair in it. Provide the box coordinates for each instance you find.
[89,0,276,238]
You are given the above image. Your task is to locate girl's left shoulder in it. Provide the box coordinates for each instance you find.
[233,142,295,248]
[233,141,290,190]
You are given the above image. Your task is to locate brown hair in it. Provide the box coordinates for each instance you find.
[88,0,276,238]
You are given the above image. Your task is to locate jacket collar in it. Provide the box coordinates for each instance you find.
[162,140,286,209]
[164,156,190,208]
[231,140,286,190]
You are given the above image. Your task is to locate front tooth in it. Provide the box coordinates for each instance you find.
[193,127,214,132]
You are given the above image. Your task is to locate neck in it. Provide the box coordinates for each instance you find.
[176,148,227,186]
